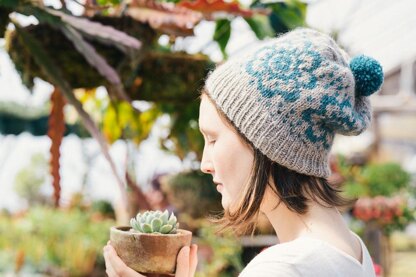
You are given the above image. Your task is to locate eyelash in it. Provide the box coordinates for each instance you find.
[206,137,216,145]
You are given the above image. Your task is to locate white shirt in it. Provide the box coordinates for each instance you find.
[240,233,375,277]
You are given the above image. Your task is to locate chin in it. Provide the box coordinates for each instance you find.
[221,197,230,210]
[221,199,227,210]
[222,198,240,214]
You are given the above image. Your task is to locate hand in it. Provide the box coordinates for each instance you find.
[103,241,198,277]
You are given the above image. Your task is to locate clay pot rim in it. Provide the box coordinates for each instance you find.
[111,226,192,237]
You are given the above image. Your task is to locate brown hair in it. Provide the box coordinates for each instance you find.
[200,90,353,236]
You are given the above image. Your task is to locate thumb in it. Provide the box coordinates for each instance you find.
[189,244,198,277]
[175,246,190,277]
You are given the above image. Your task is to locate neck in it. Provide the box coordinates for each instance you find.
[262,195,346,243]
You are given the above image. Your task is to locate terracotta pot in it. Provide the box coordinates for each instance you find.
[110,226,192,274]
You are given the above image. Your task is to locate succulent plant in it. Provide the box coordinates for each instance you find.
[130,210,179,234]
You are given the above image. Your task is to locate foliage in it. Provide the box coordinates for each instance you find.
[266,0,307,33]
[130,210,179,234]
[14,153,50,206]
[162,170,222,218]
[362,163,411,197]
[213,19,231,59]
[159,101,205,160]
[2,2,142,87]
[96,0,122,6]
[1,0,308,216]
[0,206,114,275]
[244,13,275,40]
[339,156,411,198]
[13,19,128,208]
[353,196,416,235]
[195,222,244,277]
[102,100,161,144]
[1,1,147,210]
[339,156,415,235]
[249,0,307,37]
[91,199,116,218]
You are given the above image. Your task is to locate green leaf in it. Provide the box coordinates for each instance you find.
[96,0,122,6]
[135,213,141,221]
[147,214,155,224]
[213,19,231,59]
[245,15,274,40]
[265,0,307,34]
[130,218,142,232]
[142,223,152,233]
[167,214,177,226]
[160,210,169,225]
[160,224,173,234]
[102,100,160,144]
[102,103,121,142]
[136,223,143,232]
[160,101,204,160]
[343,181,368,198]
[151,218,162,232]
[363,163,411,197]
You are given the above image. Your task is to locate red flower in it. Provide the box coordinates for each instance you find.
[372,260,383,276]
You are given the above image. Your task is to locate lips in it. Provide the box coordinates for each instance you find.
[214,181,223,192]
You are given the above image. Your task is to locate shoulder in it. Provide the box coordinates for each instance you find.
[239,238,323,277]
[251,237,324,264]
[239,261,301,277]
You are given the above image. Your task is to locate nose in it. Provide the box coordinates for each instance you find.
[200,149,214,174]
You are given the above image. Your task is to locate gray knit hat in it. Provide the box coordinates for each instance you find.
[204,28,383,178]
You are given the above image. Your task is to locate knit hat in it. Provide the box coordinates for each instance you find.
[204,28,383,178]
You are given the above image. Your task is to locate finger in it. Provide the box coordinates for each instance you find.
[103,248,118,277]
[104,245,145,277]
[175,246,190,277]
[189,244,198,277]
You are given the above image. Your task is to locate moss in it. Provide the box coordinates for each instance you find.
[6,15,214,103]
[7,15,157,89]
[131,51,214,102]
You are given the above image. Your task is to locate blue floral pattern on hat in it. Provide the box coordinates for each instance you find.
[245,41,322,102]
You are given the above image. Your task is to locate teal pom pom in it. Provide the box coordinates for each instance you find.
[350,55,384,97]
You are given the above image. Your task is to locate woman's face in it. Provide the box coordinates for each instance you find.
[199,94,254,210]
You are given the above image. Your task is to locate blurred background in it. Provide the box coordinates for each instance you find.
[0,0,415,276]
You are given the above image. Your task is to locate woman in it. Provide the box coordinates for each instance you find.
[103,28,383,276]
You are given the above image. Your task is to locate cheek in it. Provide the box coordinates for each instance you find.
[213,135,254,197]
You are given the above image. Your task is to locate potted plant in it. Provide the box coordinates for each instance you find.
[110,210,192,274]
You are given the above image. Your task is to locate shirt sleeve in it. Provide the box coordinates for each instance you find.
[239,261,301,277]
